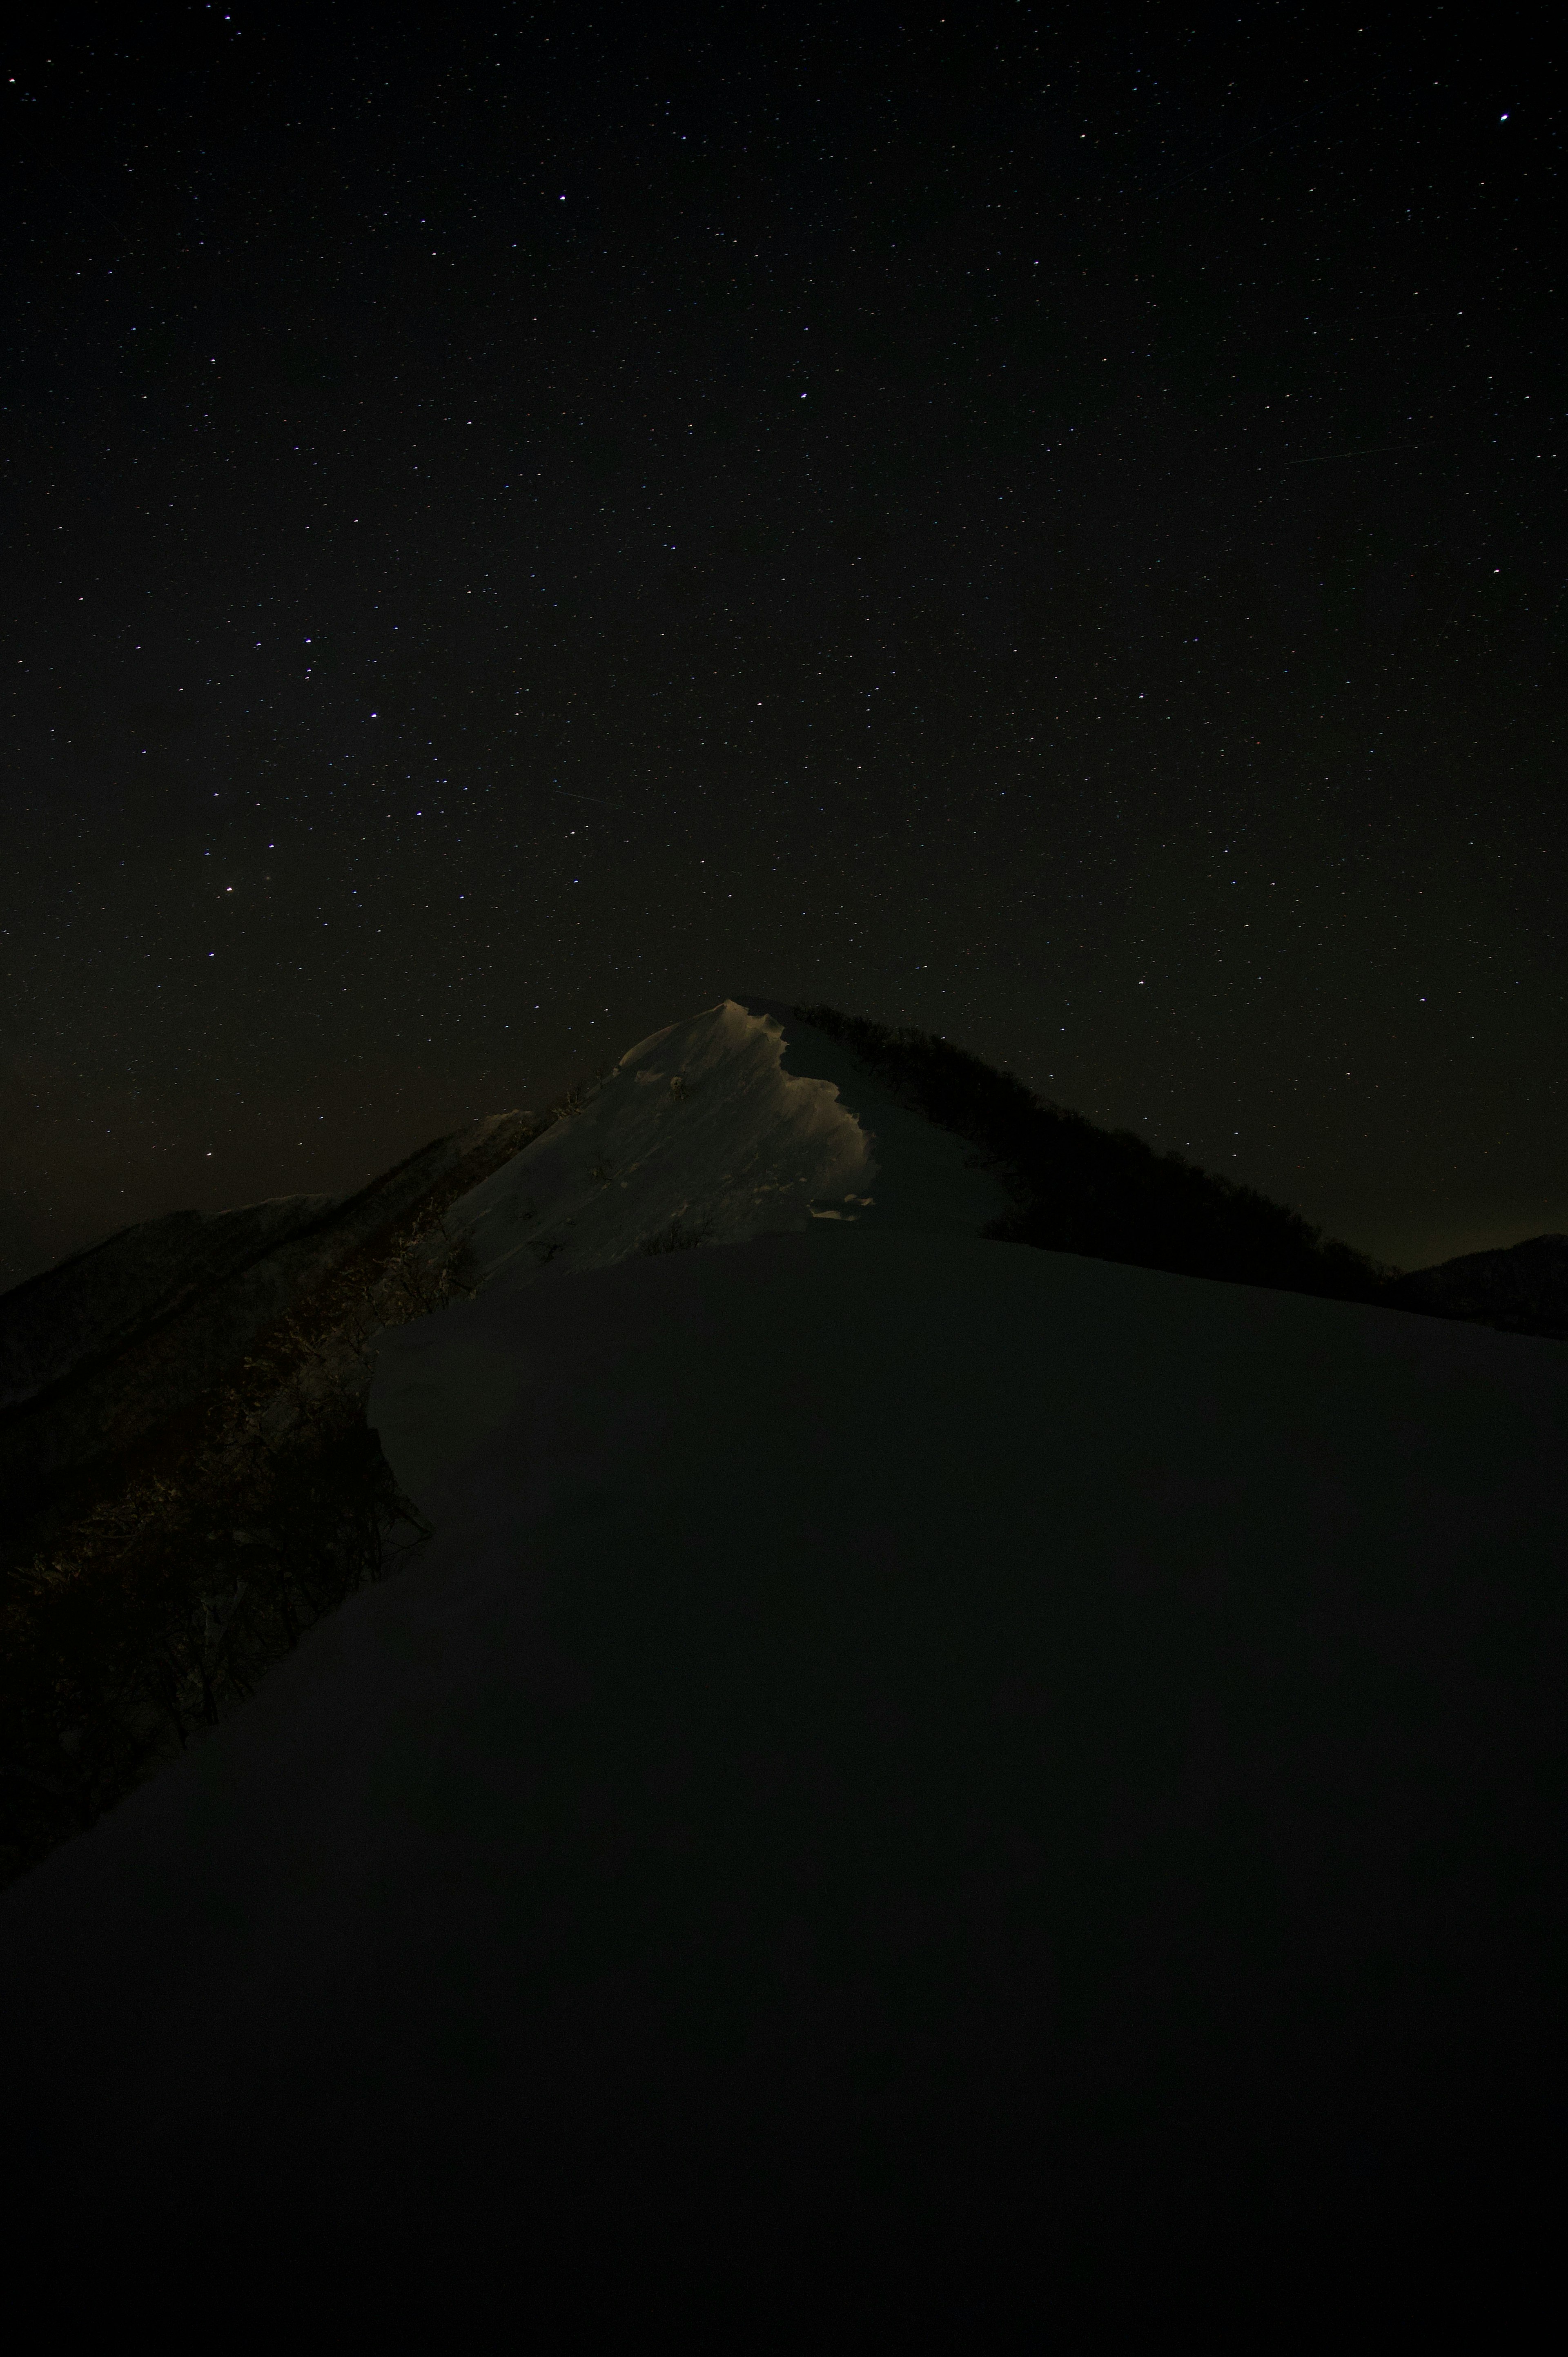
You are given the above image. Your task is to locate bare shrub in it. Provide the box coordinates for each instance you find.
[637,1213,716,1255]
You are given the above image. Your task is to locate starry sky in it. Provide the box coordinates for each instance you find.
[3,3,1562,1289]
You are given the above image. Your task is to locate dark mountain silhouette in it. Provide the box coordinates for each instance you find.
[1383,1233,1568,1341]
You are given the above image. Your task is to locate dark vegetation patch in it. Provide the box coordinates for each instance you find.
[0,1065,610,1893]
[793,1004,1400,1303]
[637,1213,717,1255]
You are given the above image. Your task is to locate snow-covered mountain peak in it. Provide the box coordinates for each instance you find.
[436,998,879,1293]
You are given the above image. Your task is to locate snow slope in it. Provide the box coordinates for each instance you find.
[423,996,1014,1294]
[2,1006,1566,2335]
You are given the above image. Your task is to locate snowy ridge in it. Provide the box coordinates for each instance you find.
[7,1008,1568,2321]
[434,998,877,1291]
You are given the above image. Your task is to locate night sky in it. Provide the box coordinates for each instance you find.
[4,4,1561,1291]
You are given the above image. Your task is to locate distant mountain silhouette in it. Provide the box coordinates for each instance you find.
[1383,1234,1568,1342]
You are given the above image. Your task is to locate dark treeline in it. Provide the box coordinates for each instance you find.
[795,1005,1398,1304]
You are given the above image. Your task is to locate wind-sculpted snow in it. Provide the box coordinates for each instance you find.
[433,999,880,1291]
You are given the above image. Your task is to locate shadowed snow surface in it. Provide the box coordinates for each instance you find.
[2,1217,1566,2333]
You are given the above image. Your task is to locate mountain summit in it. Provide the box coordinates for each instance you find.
[422,997,1016,1296]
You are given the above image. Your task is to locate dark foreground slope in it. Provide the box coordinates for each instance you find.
[2,1229,1564,2336]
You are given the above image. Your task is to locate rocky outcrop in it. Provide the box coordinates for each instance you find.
[1384,1234,1568,1342]
[0,1111,534,1563]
